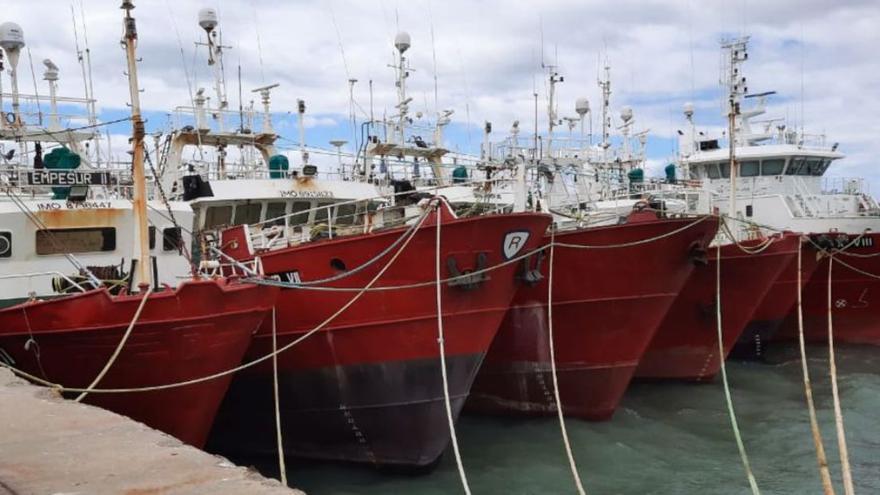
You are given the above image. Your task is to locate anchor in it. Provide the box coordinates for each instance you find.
[516,250,545,286]
[447,252,490,291]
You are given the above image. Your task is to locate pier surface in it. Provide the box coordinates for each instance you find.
[0,369,303,495]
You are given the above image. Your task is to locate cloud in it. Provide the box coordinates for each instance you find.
[1,0,877,190]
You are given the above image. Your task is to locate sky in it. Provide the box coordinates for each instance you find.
[2,0,879,189]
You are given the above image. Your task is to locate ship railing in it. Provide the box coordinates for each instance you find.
[823,177,869,196]
[0,270,88,293]
[0,92,98,128]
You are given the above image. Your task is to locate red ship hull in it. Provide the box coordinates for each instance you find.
[775,232,880,344]
[636,235,799,381]
[209,210,552,468]
[466,215,719,421]
[731,235,820,359]
[0,279,276,447]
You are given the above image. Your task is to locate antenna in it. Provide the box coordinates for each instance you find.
[0,22,25,127]
[78,0,97,126]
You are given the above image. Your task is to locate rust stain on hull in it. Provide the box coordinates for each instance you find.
[35,208,126,229]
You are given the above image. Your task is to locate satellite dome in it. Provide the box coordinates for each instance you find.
[0,22,25,52]
[620,106,633,123]
[683,102,695,117]
[575,97,590,116]
[198,8,219,31]
[394,31,411,53]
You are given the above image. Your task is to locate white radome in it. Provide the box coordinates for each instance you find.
[198,8,219,31]
[0,22,25,52]
[394,31,411,53]
[575,97,590,116]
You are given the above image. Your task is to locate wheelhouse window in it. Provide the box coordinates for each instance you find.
[233,202,262,226]
[739,161,759,177]
[162,227,183,252]
[785,157,806,175]
[761,159,785,176]
[290,201,312,226]
[205,205,233,229]
[719,162,730,178]
[264,202,287,227]
[36,227,116,255]
[804,158,824,176]
[334,203,358,226]
[706,163,721,179]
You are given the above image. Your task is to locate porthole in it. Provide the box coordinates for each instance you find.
[0,232,11,258]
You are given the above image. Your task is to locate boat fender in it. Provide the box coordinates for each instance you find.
[516,251,545,286]
[447,252,490,291]
[688,241,709,266]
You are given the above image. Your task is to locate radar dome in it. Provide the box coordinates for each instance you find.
[0,22,25,52]
[683,102,694,118]
[394,31,411,53]
[198,8,219,31]
[575,98,590,116]
[620,106,633,123]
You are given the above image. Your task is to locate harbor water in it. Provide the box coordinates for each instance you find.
[234,344,880,494]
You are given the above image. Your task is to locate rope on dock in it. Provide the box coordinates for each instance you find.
[434,205,472,495]
[795,238,836,495]
[714,242,761,495]
[827,257,856,495]
[74,286,154,402]
[270,308,288,486]
[547,226,588,495]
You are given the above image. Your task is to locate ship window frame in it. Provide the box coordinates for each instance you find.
[804,158,824,176]
[719,162,730,178]
[334,202,359,226]
[760,158,785,176]
[814,159,832,176]
[35,227,117,256]
[316,200,335,225]
[785,156,806,175]
[162,227,183,252]
[264,201,288,227]
[706,163,721,179]
[205,205,233,229]
[0,231,11,259]
[148,226,156,250]
[233,201,262,226]
[289,201,312,227]
[739,160,759,177]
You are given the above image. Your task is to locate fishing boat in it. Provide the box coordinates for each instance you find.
[730,236,821,358]
[210,200,550,467]
[635,233,799,380]
[468,210,717,419]
[673,36,880,346]
[0,7,277,448]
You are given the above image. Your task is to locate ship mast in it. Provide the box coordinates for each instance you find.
[722,37,748,227]
[120,0,151,289]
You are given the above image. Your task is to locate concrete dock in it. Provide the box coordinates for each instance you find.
[0,369,304,495]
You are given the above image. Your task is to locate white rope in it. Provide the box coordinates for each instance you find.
[795,238,836,495]
[547,227,587,495]
[74,286,154,402]
[827,256,856,495]
[553,215,711,250]
[1,208,433,395]
[435,204,471,495]
[271,308,288,486]
[715,243,761,495]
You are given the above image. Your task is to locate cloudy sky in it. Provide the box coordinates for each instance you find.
[2,0,879,187]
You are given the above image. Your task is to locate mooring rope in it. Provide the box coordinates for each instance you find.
[0,207,433,395]
[74,286,154,402]
[795,238,836,495]
[547,226,587,495]
[434,205,472,495]
[714,242,761,495]
[270,308,288,486]
[827,256,856,495]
